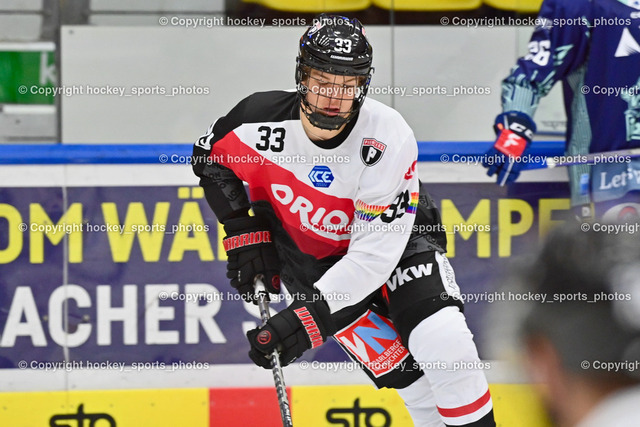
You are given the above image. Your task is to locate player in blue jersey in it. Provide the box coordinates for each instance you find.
[482,0,640,222]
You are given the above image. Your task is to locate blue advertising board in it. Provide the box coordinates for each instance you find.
[0,178,573,369]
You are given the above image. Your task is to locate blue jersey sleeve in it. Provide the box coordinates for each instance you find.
[501,0,593,116]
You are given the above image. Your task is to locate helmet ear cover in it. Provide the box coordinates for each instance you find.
[295,14,374,130]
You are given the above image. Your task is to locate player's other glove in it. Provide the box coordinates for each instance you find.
[246,299,336,368]
[222,216,281,303]
[483,111,536,185]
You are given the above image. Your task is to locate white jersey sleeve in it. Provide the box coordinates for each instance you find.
[314,119,419,313]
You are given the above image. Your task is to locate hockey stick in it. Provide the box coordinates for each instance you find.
[255,277,293,427]
[525,147,640,170]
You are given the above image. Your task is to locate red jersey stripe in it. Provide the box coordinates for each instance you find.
[437,389,491,418]
[211,130,354,259]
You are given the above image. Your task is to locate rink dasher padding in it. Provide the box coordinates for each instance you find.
[0,179,572,367]
[0,384,551,426]
[0,158,567,426]
[0,141,564,165]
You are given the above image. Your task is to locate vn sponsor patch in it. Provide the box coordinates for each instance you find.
[335,310,410,378]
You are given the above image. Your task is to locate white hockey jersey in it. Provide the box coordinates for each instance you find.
[193,91,444,312]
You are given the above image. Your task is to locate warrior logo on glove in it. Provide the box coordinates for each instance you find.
[222,216,281,303]
[222,230,272,251]
[293,307,323,349]
[247,299,336,368]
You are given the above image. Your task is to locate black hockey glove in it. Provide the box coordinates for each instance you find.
[222,216,280,303]
[483,111,536,186]
[246,299,336,368]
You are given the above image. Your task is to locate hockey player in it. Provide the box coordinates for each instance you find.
[482,0,640,221]
[193,15,495,426]
[517,225,640,426]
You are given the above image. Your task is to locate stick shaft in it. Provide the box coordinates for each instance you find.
[255,279,293,427]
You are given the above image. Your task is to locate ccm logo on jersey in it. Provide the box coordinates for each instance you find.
[271,183,351,233]
[335,310,410,378]
[361,138,387,166]
[385,263,433,292]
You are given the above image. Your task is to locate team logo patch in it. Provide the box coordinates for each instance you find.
[308,165,334,188]
[360,138,387,166]
[335,310,410,378]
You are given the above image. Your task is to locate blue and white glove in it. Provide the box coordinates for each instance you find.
[482,111,536,185]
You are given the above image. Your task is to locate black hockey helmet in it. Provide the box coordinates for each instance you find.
[296,14,374,130]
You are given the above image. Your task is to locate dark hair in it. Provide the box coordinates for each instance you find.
[521,224,640,379]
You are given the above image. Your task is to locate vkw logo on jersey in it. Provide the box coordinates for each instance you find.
[385,263,433,292]
[308,165,334,188]
[335,310,410,378]
[360,138,387,166]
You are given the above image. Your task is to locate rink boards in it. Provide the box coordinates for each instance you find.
[0,164,572,368]
[0,162,568,426]
[0,384,550,426]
